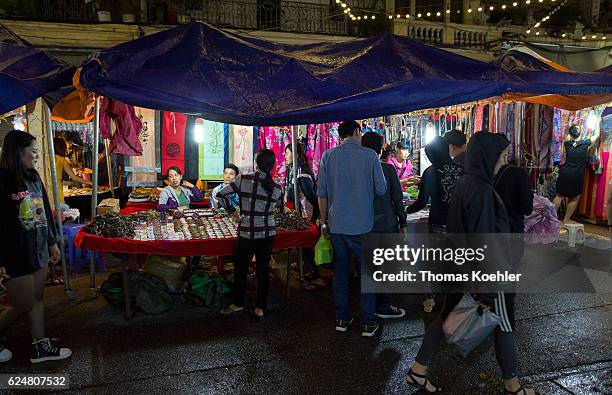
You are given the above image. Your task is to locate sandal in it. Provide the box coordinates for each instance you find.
[405,369,442,393]
[504,386,540,395]
[220,304,244,315]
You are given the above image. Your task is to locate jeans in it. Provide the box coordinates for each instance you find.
[329,233,376,324]
[233,237,275,310]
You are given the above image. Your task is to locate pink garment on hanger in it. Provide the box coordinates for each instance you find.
[474,105,484,132]
[259,126,291,181]
[99,98,143,156]
[308,123,340,175]
[594,151,609,218]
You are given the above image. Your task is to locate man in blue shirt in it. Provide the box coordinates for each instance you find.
[317,120,387,337]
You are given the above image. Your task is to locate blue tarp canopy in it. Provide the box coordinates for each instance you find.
[0,24,75,115]
[80,22,612,125]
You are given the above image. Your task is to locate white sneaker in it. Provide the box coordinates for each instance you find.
[0,339,12,363]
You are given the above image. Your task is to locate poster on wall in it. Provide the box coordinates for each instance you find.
[161,112,187,175]
[127,107,159,186]
[199,120,226,180]
[230,124,254,175]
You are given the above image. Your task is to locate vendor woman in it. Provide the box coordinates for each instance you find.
[158,166,203,212]
[53,137,91,205]
[388,141,420,187]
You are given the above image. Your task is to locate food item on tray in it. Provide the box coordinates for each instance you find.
[64,186,112,197]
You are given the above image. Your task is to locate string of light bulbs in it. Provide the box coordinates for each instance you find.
[334,0,608,42]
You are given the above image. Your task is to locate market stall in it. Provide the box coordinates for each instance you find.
[75,208,318,318]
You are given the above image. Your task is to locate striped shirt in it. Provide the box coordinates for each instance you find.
[218,172,283,239]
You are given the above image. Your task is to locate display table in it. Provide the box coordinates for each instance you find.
[125,198,211,211]
[65,188,121,220]
[75,223,318,319]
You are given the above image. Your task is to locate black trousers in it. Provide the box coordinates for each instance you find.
[233,236,275,310]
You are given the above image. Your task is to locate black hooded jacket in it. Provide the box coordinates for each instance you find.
[447,133,510,233]
[406,136,463,231]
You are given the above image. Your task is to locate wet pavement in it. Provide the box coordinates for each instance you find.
[0,257,610,394]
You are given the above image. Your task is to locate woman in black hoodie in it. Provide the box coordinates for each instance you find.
[406,136,463,312]
[405,133,537,395]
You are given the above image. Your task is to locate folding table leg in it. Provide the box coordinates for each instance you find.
[122,258,133,321]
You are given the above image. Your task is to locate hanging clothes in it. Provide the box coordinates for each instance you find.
[474,104,484,132]
[198,120,228,180]
[307,123,340,176]
[161,112,187,175]
[230,125,254,175]
[126,107,158,187]
[594,151,610,217]
[537,105,554,172]
[99,98,143,156]
[259,126,292,181]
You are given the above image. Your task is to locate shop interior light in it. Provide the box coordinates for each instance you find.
[526,0,531,4]
[526,29,531,33]
[502,4,507,9]
[397,14,401,18]
[535,22,540,27]
[477,7,483,11]
[468,8,472,13]
[194,123,204,143]
[341,3,347,8]
[535,31,540,35]
[406,14,410,18]
[388,15,393,19]
[592,35,596,38]
[603,36,607,40]
[436,11,441,16]
[539,0,543,2]
[344,9,348,13]
[582,36,586,39]
[489,6,494,10]
[513,2,518,5]
[427,12,431,16]
[357,16,361,20]
[425,123,436,144]
[335,0,340,3]
[418,13,422,17]
[586,111,598,130]
[371,15,375,19]
[561,33,566,37]
[346,8,350,12]
[364,15,368,19]
[446,9,451,13]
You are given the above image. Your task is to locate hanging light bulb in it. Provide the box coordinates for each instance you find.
[446,9,451,13]
[341,3,347,8]
[397,14,401,18]
[477,7,483,12]
[538,0,543,2]
[364,15,368,19]
[526,29,531,33]
[586,111,599,130]
[525,0,531,4]
[534,22,540,27]
[344,9,348,13]
[468,8,472,13]
[457,9,461,13]
[489,6,494,10]
[436,11,441,16]
[561,33,566,37]
[406,14,410,18]
[346,8,350,12]
[427,12,431,16]
[513,2,518,5]
[418,13,422,17]
[592,34,597,39]
[582,36,586,39]
[357,16,361,20]
[536,31,540,35]
[335,0,340,3]
[603,36,607,40]
[388,15,393,19]
[425,123,436,144]
[371,15,375,19]
[502,4,507,9]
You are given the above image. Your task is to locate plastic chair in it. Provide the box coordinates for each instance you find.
[560,223,585,248]
[62,224,106,274]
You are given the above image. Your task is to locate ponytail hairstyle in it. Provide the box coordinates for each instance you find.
[256,149,276,193]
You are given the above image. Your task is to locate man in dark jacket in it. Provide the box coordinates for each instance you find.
[443,129,467,168]
[362,133,407,319]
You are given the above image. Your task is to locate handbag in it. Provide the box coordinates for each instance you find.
[442,294,501,357]
[314,234,333,266]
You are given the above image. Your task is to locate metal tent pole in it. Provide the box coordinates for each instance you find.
[290,126,304,284]
[44,104,76,300]
[89,97,101,295]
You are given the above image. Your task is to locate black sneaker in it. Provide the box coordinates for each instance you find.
[376,306,406,319]
[361,323,380,337]
[0,336,12,363]
[335,318,354,333]
[31,338,72,363]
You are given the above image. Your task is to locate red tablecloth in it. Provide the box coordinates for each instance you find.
[125,198,210,211]
[75,223,319,256]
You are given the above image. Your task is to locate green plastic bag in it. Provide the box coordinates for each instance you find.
[314,234,333,266]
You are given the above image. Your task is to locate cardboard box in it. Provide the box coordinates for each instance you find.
[96,198,120,216]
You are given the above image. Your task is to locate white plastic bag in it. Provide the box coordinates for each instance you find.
[442,294,501,357]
